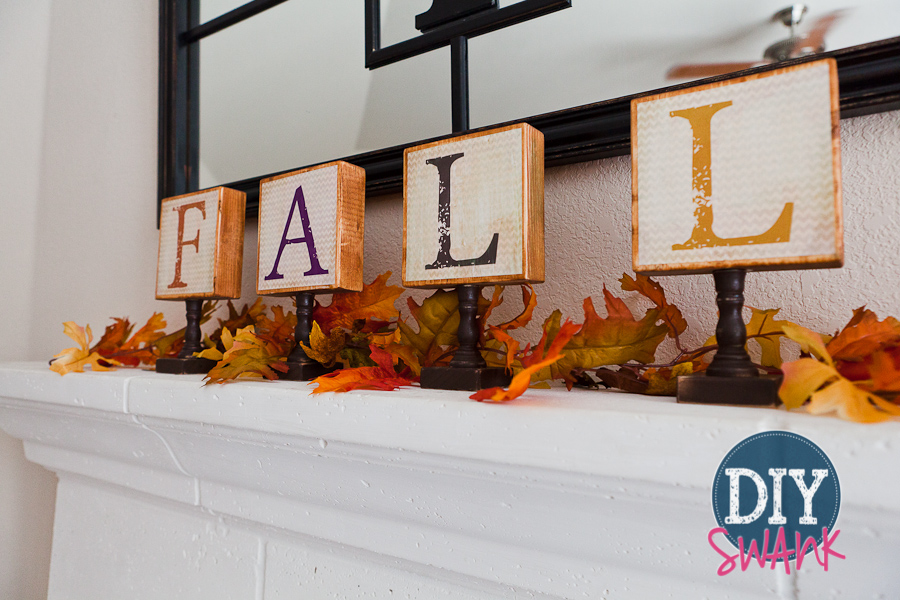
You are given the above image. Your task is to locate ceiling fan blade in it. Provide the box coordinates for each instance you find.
[667,62,766,80]
[795,10,844,54]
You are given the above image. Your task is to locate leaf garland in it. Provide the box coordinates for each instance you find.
[50,273,900,423]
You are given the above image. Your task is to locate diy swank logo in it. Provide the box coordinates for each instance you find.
[708,431,844,575]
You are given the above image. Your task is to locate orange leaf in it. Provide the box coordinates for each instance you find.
[91,318,133,357]
[314,272,403,334]
[255,305,297,355]
[488,327,520,373]
[478,286,504,334]
[494,284,537,331]
[867,349,900,393]
[310,345,414,393]
[619,273,687,338]
[471,320,579,402]
[825,308,900,361]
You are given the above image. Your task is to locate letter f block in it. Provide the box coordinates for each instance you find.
[403,123,544,288]
[156,187,246,300]
[257,161,366,296]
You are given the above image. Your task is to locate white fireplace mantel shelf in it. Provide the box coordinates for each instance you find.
[0,362,897,599]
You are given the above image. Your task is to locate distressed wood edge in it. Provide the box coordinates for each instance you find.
[335,161,366,293]
[213,187,246,299]
[523,124,545,283]
[635,254,844,276]
[828,59,845,268]
[631,58,845,275]
[402,273,543,290]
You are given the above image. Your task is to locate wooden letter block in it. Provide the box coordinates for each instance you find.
[403,123,544,288]
[156,187,246,300]
[631,59,842,275]
[257,161,365,296]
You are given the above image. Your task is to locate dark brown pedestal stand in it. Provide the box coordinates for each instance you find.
[677,269,781,405]
[420,284,511,391]
[281,291,335,381]
[156,299,216,374]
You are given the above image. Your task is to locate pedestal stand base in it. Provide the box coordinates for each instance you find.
[282,361,335,382]
[676,373,782,406]
[156,357,217,375]
[420,366,511,391]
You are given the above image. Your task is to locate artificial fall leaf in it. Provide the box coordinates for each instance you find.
[478,286,504,336]
[398,289,459,367]
[91,318,133,357]
[866,348,900,393]
[745,307,791,368]
[380,339,422,377]
[314,272,403,334]
[471,320,579,403]
[619,273,687,339]
[50,322,121,375]
[310,345,414,394]
[255,305,297,355]
[299,322,345,366]
[488,327,520,373]
[494,285,537,331]
[88,313,168,367]
[204,326,288,384]
[210,299,266,345]
[539,290,668,388]
[779,324,900,422]
[825,307,900,361]
[781,322,832,365]
[643,361,695,396]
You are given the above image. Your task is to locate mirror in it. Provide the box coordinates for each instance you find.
[195,0,899,190]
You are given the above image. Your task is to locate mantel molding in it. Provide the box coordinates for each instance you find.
[1,362,897,598]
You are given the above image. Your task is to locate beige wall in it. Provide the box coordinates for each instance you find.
[0,0,898,598]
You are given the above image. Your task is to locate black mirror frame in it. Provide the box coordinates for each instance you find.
[158,0,900,220]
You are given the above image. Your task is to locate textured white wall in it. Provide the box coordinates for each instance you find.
[0,1,58,598]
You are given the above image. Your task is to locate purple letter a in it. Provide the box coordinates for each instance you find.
[264,185,329,280]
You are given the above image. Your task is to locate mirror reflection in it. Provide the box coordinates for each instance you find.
[198,0,898,189]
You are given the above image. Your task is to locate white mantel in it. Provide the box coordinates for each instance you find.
[0,362,897,599]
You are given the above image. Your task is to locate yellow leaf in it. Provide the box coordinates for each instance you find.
[745,307,791,368]
[398,289,459,367]
[644,361,694,396]
[782,323,833,366]
[779,358,838,409]
[50,322,121,375]
[299,322,344,366]
[204,325,288,384]
[808,377,900,423]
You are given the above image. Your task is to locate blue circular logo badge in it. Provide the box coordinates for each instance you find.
[712,431,840,560]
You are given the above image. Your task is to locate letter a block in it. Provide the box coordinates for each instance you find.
[403,123,544,288]
[257,161,365,296]
[156,187,246,300]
